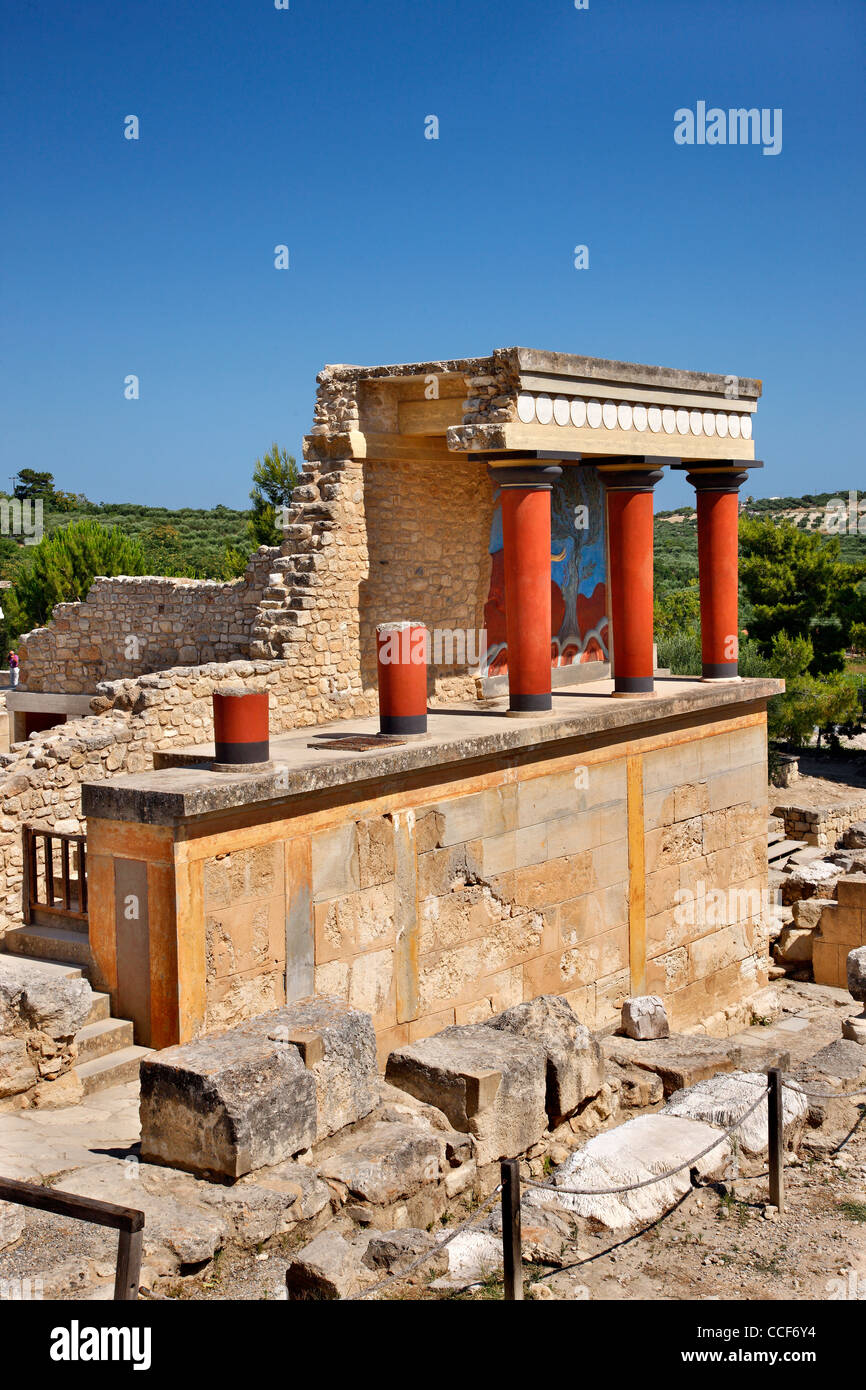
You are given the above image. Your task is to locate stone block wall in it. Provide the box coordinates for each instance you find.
[813,874,866,987]
[86,707,771,1058]
[772,796,866,849]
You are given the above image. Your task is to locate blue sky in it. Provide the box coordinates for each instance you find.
[2,0,864,511]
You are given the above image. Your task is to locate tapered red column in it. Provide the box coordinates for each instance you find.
[686,469,749,679]
[600,468,663,696]
[490,465,561,714]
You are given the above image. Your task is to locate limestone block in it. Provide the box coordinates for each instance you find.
[139,1030,317,1179]
[0,959,91,1040]
[317,1120,445,1204]
[621,995,670,1041]
[791,897,836,930]
[361,1228,450,1278]
[843,821,866,849]
[239,996,378,1140]
[484,994,604,1124]
[0,1036,37,1098]
[385,1024,547,1165]
[664,1070,808,1157]
[773,925,815,965]
[847,946,866,1002]
[601,1032,743,1096]
[780,861,842,906]
[285,1230,375,1300]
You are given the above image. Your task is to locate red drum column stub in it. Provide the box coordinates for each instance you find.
[678,465,756,681]
[489,464,562,716]
[599,466,663,698]
[376,622,429,736]
[212,687,271,771]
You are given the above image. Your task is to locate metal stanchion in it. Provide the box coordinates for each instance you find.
[500,1159,523,1301]
[768,1066,784,1212]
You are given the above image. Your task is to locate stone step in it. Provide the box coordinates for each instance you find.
[32,908,88,934]
[87,991,111,1024]
[0,951,82,980]
[768,838,807,863]
[2,924,93,969]
[75,1016,135,1062]
[75,1046,150,1096]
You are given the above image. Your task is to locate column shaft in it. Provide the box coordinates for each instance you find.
[491,465,561,714]
[696,489,740,678]
[604,469,662,696]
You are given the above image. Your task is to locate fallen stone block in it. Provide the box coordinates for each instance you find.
[239,996,378,1139]
[0,1036,37,1099]
[317,1121,446,1206]
[773,925,815,965]
[663,1070,808,1157]
[428,1230,503,1290]
[285,1230,375,1300]
[528,1113,731,1232]
[621,995,669,1041]
[139,1030,317,1179]
[843,821,866,849]
[801,1037,866,1083]
[791,897,836,930]
[385,1025,547,1166]
[484,994,604,1124]
[601,1033,744,1097]
[606,1060,665,1109]
[362,1228,449,1279]
[847,946,866,1002]
[780,861,842,906]
[0,959,91,1040]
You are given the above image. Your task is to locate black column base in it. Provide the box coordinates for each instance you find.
[379,713,428,735]
[508,692,553,713]
[613,676,654,694]
[702,662,739,679]
[214,740,270,764]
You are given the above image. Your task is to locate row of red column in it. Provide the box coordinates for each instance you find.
[489,458,754,712]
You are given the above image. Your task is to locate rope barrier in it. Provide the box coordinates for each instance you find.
[350,1184,503,1301]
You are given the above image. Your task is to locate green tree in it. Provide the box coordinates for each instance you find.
[739,517,866,674]
[6,518,148,638]
[13,470,57,502]
[764,632,861,748]
[248,444,299,547]
[653,584,701,639]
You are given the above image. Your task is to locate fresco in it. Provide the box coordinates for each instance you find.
[482,466,608,676]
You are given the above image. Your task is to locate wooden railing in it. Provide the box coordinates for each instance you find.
[22,826,88,925]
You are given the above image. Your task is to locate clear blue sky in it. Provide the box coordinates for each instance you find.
[2,0,863,511]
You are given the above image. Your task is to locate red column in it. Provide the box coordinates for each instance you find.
[601,468,662,696]
[490,465,561,714]
[689,469,748,679]
[376,622,428,734]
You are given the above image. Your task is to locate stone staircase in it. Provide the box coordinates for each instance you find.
[0,930,149,1095]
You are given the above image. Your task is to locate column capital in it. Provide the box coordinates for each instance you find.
[488,463,563,489]
[671,459,763,493]
[597,465,664,493]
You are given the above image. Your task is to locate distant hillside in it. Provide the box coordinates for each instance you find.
[656,490,866,594]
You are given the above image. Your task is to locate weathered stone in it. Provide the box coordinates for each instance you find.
[842,1015,866,1044]
[386,1025,547,1166]
[484,994,604,1123]
[0,960,91,1039]
[606,1060,665,1108]
[427,1230,503,1290]
[664,1070,808,1157]
[846,946,866,1002]
[843,821,866,849]
[239,996,377,1139]
[0,1200,24,1252]
[285,1230,374,1300]
[0,1036,37,1098]
[361,1227,449,1278]
[317,1121,445,1205]
[773,925,815,965]
[780,861,842,906]
[791,897,835,930]
[529,1113,732,1231]
[621,994,670,1041]
[601,1032,743,1096]
[139,1030,317,1179]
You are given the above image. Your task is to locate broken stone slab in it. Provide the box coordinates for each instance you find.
[799,1037,866,1083]
[243,1160,333,1223]
[606,1059,664,1109]
[484,994,604,1124]
[780,861,842,906]
[361,1227,449,1279]
[621,995,670,1041]
[601,1033,744,1097]
[139,1030,317,1179]
[239,996,378,1140]
[316,1121,446,1206]
[843,821,866,849]
[527,1113,731,1232]
[385,1025,547,1166]
[663,1070,808,1157]
[285,1229,377,1300]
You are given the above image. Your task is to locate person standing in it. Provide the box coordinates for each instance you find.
[8,651,19,687]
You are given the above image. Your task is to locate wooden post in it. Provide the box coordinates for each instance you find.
[768,1066,784,1212]
[500,1159,523,1301]
[22,827,32,925]
[114,1227,143,1301]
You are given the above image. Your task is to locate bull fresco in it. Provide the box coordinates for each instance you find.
[482,466,608,676]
